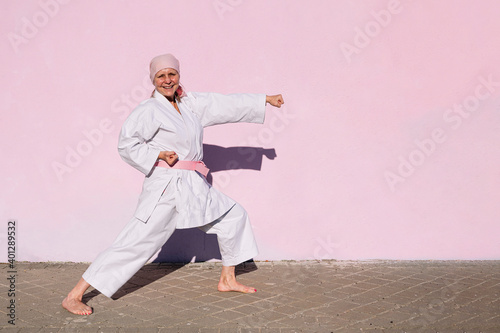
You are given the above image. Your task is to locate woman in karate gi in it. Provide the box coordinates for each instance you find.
[62,54,284,315]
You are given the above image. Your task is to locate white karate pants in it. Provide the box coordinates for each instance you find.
[82,189,258,298]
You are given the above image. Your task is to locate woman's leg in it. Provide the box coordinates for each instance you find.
[199,203,259,293]
[62,188,178,314]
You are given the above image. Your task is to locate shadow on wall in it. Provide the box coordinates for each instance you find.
[203,144,277,185]
[153,144,276,263]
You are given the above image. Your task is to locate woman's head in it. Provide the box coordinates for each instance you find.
[150,54,184,101]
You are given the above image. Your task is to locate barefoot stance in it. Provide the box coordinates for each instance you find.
[218,266,257,293]
[218,280,257,293]
[62,296,92,315]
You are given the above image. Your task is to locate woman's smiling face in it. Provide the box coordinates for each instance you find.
[154,68,180,101]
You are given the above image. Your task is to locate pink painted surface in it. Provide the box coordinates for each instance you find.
[1,0,500,262]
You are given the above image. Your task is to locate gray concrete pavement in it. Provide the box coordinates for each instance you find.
[0,260,499,332]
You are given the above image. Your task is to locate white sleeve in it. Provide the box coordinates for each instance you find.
[117,105,162,175]
[188,92,266,127]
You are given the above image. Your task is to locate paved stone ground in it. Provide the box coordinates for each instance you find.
[0,261,499,332]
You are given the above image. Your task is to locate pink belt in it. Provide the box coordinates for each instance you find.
[155,159,210,177]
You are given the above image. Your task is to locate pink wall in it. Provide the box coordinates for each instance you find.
[1,0,500,262]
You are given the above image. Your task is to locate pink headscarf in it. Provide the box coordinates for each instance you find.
[149,53,185,97]
[149,53,180,82]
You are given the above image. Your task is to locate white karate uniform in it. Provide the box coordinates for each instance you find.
[82,90,265,298]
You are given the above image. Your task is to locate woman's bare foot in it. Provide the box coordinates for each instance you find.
[62,296,92,315]
[218,265,257,293]
[62,278,92,315]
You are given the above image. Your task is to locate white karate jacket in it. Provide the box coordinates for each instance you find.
[118,90,266,228]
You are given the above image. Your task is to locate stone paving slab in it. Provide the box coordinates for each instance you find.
[0,261,499,332]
